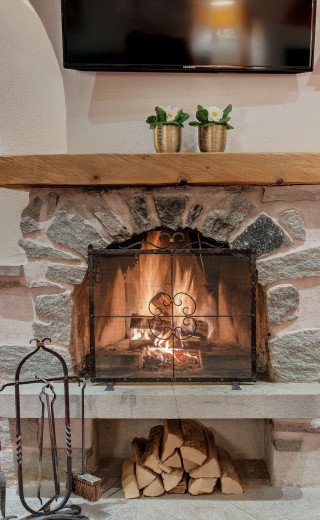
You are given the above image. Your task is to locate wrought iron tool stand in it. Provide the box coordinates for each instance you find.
[0,339,89,519]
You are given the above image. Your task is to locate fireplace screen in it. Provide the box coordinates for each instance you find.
[88,230,256,383]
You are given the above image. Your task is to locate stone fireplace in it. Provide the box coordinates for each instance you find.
[1,180,320,496]
[11,183,316,383]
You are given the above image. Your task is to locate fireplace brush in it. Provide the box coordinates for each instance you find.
[71,380,101,502]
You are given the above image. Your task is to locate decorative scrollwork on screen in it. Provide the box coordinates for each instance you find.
[148,291,197,341]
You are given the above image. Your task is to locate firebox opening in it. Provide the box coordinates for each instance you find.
[87,228,258,383]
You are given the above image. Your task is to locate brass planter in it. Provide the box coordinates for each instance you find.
[153,125,181,153]
[198,125,227,153]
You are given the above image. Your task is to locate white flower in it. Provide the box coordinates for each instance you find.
[161,106,180,122]
[206,106,223,122]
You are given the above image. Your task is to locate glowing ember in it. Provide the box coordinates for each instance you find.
[143,345,201,372]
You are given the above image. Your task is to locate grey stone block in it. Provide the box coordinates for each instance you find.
[94,209,131,242]
[279,209,306,241]
[267,284,299,326]
[231,213,291,256]
[153,196,186,230]
[202,193,254,243]
[19,238,80,260]
[0,265,23,277]
[269,329,320,381]
[20,216,40,233]
[128,196,151,232]
[28,280,63,289]
[47,264,87,285]
[273,439,302,452]
[33,291,73,345]
[47,204,109,256]
[47,192,59,217]
[185,204,203,229]
[257,246,320,285]
[0,343,73,381]
[21,196,42,221]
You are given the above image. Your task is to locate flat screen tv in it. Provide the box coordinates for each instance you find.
[62,0,316,73]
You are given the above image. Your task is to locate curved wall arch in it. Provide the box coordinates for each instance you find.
[0,0,67,264]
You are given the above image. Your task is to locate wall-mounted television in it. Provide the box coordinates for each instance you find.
[62,0,317,73]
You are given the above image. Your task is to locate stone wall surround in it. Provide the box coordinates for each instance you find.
[2,182,320,490]
[2,184,320,383]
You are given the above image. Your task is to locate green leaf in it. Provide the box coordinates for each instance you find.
[189,121,200,126]
[146,115,157,124]
[222,104,233,119]
[197,104,204,110]
[174,109,184,121]
[155,106,167,123]
[196,107,209,124]
[178,112,190,124]
[225,123,234,130]
[218,116,231,125]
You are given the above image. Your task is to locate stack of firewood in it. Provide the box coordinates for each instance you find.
[121,419,244,498]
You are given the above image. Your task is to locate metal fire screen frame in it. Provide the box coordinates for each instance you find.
[88,230,257,384]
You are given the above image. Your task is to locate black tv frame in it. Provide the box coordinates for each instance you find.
[61,0,317,73]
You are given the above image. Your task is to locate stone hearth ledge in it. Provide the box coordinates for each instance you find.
[0,382,319,419]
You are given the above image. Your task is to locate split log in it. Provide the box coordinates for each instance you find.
[131,437,147,461]
[180,420,207,465]
[162,468,184,492]
[142,425,163,474]
[161,419,183,461]
[182,459,199,473]
[189,429,221,479]
[121,458,140,499]
[164,449,182,468]
[188,477,217,496]
[136,464,157,490]
[217,447,244,495]
[169,474,188,494]
[131,437,157,489]
[158,462,172,474]
[143,475,165,497]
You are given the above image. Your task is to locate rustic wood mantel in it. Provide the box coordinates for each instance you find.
[1,152,320,187]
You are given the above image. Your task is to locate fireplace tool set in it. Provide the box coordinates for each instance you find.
[0,338,93,520]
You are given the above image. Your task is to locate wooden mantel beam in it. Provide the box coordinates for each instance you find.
[0,153,320,187]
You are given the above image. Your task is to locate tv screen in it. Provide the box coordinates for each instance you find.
[62,0,316,73]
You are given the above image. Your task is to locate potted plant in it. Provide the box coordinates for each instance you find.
[189,104,233,152]
[146,106,189,153]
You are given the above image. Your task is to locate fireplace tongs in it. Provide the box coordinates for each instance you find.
[37,381,60,511]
